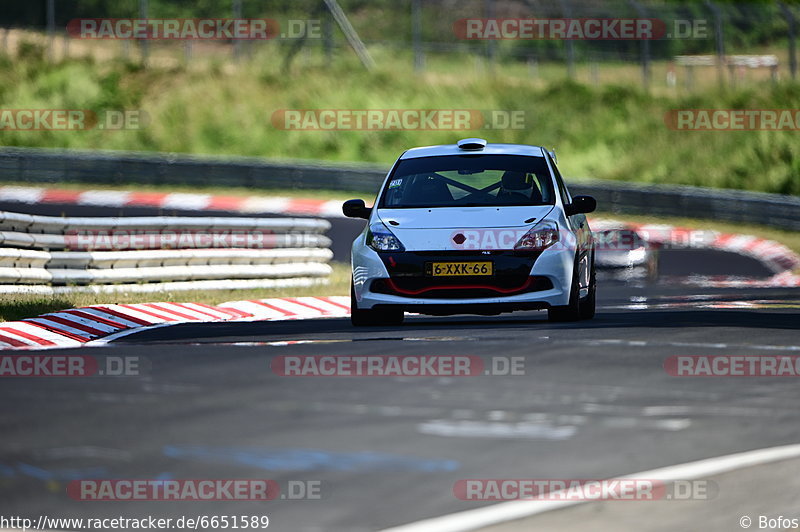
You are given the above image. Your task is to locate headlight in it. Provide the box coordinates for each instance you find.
[514,220,560,251]
[367,222,405,252]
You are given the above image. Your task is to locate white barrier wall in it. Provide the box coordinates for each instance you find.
[0,211,333,290]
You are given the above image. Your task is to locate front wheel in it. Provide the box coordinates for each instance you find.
[548,254,592,322]
[350,282,404,327]
[548,262,580,322]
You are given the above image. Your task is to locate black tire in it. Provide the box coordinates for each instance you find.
[548,256,582,322]
[579,253,596,320]
[350,282,404,327]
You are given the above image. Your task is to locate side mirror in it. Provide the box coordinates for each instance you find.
[565,195,596,216]
[342,199,372,220]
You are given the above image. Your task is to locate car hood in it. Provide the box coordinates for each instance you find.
[375,206,555,251]
[376,206,554,229]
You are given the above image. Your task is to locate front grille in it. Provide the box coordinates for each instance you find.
[371,276,553,299]
[409,250,509,256]
[374,250,547,299]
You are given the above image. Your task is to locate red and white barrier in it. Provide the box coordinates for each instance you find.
[0,186,345,218]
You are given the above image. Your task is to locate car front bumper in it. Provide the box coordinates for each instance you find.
[351,233,576,315]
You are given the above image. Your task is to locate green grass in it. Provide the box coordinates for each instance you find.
[1,41,799,195]
[0,262,350,323]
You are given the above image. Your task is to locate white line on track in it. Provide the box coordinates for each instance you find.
[535,337,800,352]
[378,443,800,532]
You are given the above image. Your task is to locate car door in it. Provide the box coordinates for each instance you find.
[548,154,592,289]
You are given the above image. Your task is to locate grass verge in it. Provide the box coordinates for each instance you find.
[1,42,799,195]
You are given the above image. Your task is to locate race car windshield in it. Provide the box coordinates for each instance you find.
[379,155,555,209]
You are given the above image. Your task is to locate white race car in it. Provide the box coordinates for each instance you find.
[593,223,659,281]
[343,138,597,326]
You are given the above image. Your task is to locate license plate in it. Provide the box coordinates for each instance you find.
[429,261,493,276]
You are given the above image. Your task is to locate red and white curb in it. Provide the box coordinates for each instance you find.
[592,218,800,288]
[218,296,351,321]
[0,185,345,218]
[0,297,351,350]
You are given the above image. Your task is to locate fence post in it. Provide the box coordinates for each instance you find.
[705,1,725,88]
[780,2,797,80]
[412,0,424,72]
[323,9,334,63]
[322,0,375,70]
[485,0,496,73]
[558,0,575,79]
[139,0,149,66]
[630,0,651,90]
[528,56,538,80]
[233,0,242,62]
[47,0,55,61]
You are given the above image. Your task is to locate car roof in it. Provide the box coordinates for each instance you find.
[399,143,547,160]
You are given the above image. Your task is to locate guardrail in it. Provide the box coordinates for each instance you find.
[1,146,798,231]
[0,146,386,192]
[570,179,800,232]
[0,210,333,291]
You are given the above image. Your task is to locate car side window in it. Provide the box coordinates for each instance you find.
[548,154,572,207]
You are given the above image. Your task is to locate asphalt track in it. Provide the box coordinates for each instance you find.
[1,201,798,531]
